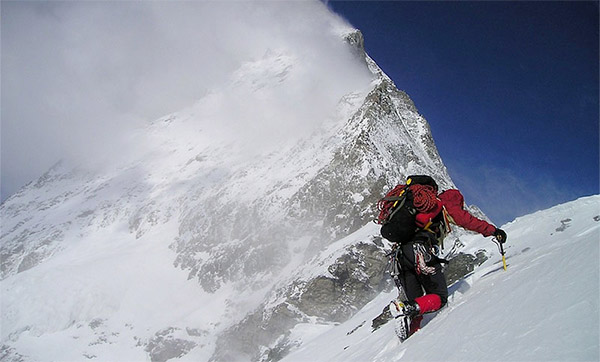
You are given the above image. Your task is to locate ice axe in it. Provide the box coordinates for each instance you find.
[493,237,507,271]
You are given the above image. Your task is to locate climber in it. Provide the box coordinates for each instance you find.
[379,175,507,339]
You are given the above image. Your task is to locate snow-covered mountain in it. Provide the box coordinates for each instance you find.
[281,195,600,362]
[0,18,459,360]
[4,5,595,362]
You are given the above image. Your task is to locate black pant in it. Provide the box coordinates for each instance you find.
[397,233,448,307]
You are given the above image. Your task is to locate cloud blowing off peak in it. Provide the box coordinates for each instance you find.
[1,1,373,201]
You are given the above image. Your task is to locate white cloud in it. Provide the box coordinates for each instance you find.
[1,1,372,201]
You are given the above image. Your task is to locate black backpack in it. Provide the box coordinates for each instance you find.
[375,175,439,243]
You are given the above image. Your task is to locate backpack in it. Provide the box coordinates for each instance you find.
[375,175,441,243]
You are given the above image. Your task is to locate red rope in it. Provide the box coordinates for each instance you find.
[376,184,406,223]
[411,184,438,213]
[376,184,439,224]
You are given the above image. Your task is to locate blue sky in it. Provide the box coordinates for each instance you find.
[328,1,599,226]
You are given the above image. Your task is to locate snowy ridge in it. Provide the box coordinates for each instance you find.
[282,195,600,362]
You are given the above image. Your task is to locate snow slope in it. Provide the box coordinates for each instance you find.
[282,195,600,362]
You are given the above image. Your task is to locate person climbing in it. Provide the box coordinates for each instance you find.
[375,175,507,340]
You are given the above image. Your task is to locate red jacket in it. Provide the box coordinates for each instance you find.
[438,189,496,237]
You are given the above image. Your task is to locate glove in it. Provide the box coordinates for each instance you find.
[493,228,507,243]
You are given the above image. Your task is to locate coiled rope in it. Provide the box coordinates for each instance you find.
[375,184,439,224]
[410,184,438,213]
[375,184,407,224]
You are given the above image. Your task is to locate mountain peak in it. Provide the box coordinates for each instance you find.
[3,16,460,362]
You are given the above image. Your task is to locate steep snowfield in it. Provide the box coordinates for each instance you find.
[283,195,600,362]
[0,218,214,361]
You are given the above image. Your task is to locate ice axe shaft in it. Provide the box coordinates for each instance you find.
[494,237,507,271]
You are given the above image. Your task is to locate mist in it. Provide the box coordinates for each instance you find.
[1,1,372,202]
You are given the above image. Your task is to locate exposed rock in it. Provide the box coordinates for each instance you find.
[0,344,25,362]
[292,242,392,322]
[210,303,303,362]
[145,328,197,362]
[370,250,489,331]
[555,218,572,232]
[444,251,489,286]
[212,240,394,361]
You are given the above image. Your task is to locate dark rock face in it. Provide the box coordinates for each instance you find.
[444,251,489,286]
[212,240,395,361]
[145,328,197,362]
[291,242,393,322]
